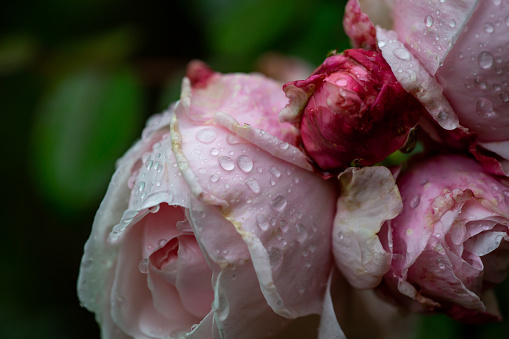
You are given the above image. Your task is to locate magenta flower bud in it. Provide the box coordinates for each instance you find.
[281,49,423,173]
[382,155,509,323]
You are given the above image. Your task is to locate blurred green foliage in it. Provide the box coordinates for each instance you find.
[1,0,508,338]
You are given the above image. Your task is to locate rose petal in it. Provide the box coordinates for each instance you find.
[343,0,378,50]
[437,1,509,142]
[391,0,478,75]
[188,198,291,339]
[376,28,459,130]
[333,166,401,289]
[181,67,298,145]
[77,107,177,320]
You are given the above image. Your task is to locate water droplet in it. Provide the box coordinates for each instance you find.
[134,181,145,195]
[503,190,509,198]
[210,148,219,156]
[425,15,434,28]
[493,0,502,5]
[279,220,289,233]
[196,128,217,144]
[226,133,244,145]
[158,239,167,248]
[245,178,260,193]
[476,98,495,118]
[210,174,219,182]
[198,168,207,174]
[378,40,386,48]
[506,16,509,27]
[478,51,494,69]
[268,247,283,269]
[138,258,148,274]
[155,180,161,187]
[152,142,161,151]
[279,142,289,150]
[218,156,235,171]
[270,195,288,211]
[145,160,153,170]
[448,19,456,28]
[213,286,229,321]
[484,22,495,33]
[393,48,410,60]
[270,166,281,178]
[237,155,253,173]
[256,214,269,231]
[500,92,509,102]
[438,262,446,270]
[410,195,421,208]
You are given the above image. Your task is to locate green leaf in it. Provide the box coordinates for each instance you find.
[32,66,143,213]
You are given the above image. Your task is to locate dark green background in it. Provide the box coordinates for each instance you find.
[0,0,507,337]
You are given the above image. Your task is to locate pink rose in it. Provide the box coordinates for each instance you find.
[280,49,423,174]
[331,154,509,323]
[77,61,337,338]
[345,0,509,175]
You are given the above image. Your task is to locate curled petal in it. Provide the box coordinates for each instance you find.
[333,166,402,289]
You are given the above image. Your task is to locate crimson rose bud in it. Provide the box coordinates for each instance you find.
[281,49,424,173]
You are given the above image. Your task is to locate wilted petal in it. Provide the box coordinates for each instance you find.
[333,166,401,289]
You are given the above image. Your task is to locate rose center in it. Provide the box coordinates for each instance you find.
[150,238,179,270]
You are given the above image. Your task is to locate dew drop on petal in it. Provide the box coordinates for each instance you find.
[268,247,283,269]
[410,194,421,208]
[138,258,148,274]
[493,0,501,5]
[500,92,509,103]
[210,174,219,182]
[245,178,260,194]
[270,195,288,211]
[256,214,269,231]
[279,142,289,150]
[484,22,495,33]
[279,220,289,233]
[449,19,456,28]
[425,15,434,28]
[478,51,494,69]
[218,156,235,171]
[237,155,253,173]
[378,40,386,48]
[393,48,410,60]
[270,166,281,178]
[210,148,219,156]
[196,128,217,144]
[476,98,495,118]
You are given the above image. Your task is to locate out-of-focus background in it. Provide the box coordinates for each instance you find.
[0,0,508,338]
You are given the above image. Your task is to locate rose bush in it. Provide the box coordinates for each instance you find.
[279,48,423,174]
[333,155,509,323]
[77,61,337,338]
[348,0,509,175]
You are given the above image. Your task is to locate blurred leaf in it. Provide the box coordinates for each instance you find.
[32,66,143,213]
[413,314,462,339]
[0,33,39,74]
[43,27,140,78]
[207,0,300,57]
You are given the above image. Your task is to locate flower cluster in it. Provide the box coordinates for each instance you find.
[78,0,509,338]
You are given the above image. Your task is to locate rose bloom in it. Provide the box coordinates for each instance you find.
[347,0,509,175]
[333,155,509,323]
[77,61,337,338]
[280,48,423,174]
[382,155,509,322]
